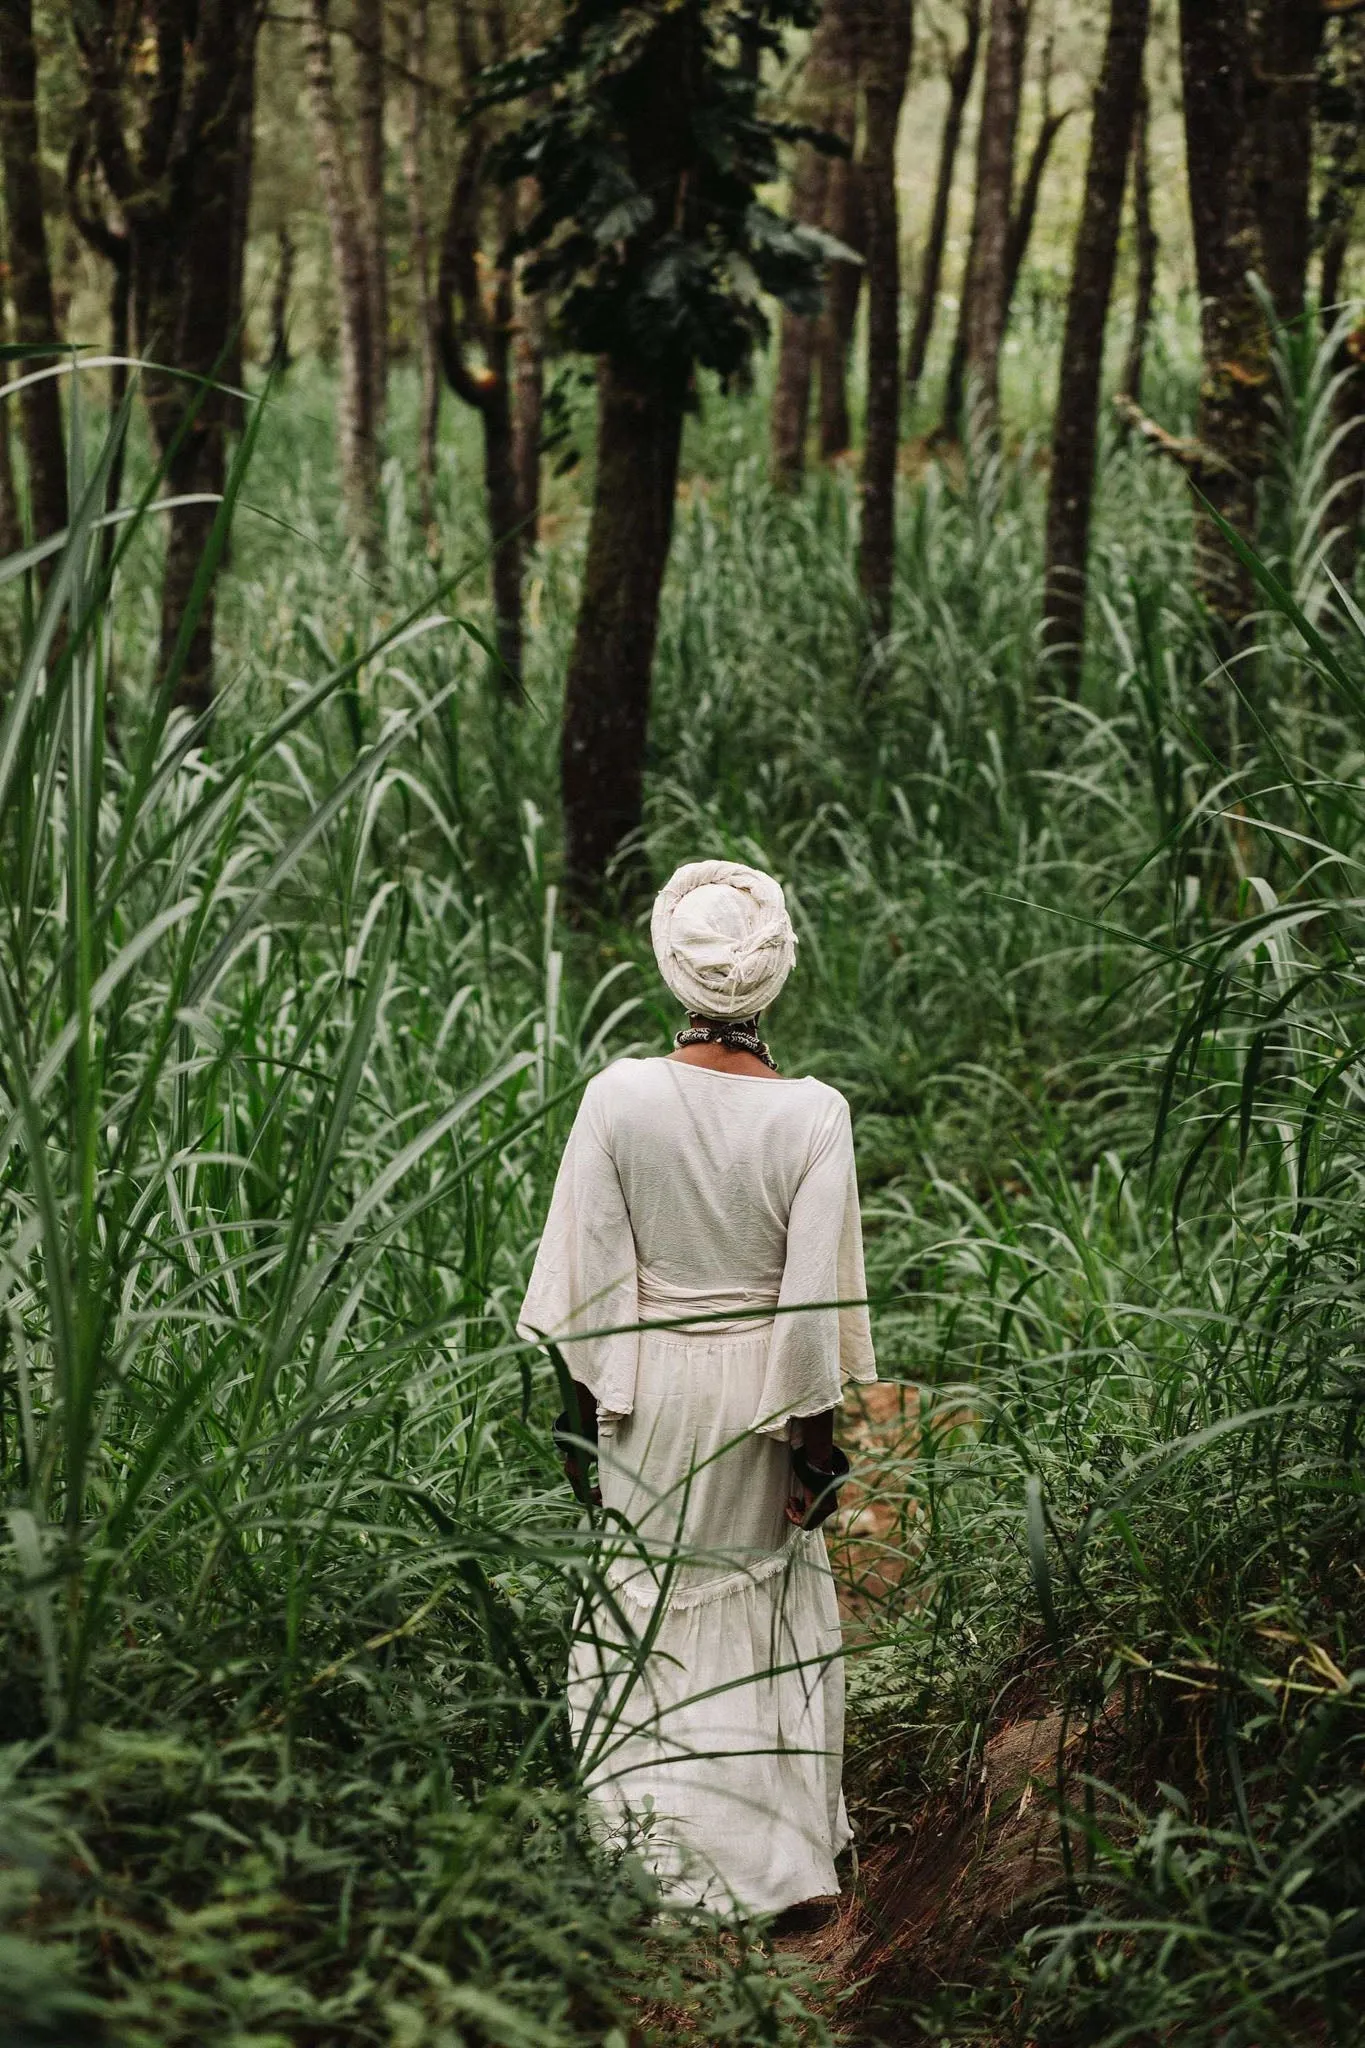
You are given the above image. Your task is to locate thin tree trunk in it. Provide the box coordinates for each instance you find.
[302,0,380,553]
[1319,13,1365,582]
[65,130,131,557]
[818,160,864,457]
[770,166,832,486]
[770,0,849,486]
[1251,0,1324,325]
[1121,77,1156,402]
[436,110,524,688]
[224,27,257,434]
[945,84,1053,432]
[817,2,863,462]
[104,248,130,564]
[512,264,545,542]
[1318,9,1364,324]
[949,0,1027,435]
[1041,0,1150,695]
[269,226,295,373]
[0,0,67,545]
[906,0,981,397]
[0,281,21,557]
[1001,105,1070,323]
[354,0,388,430]
[1321,222,1350,328]
[1324,321,1365,587]
[856,0,914,641]
[1179,0,1268,659]
[157,488,222,714]
[485,180,522,679]
[400,0,441,531]
[561,356,687,910]
[483,382,521,682]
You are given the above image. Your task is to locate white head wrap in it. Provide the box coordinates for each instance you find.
[650,859,797,1019]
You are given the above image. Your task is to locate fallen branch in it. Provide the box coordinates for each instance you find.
[1112,393,1232,479]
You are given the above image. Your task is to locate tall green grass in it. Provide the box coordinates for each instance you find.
[0,364,833,2046]
[2,308,1363,2046]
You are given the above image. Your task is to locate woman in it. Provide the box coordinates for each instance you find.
[519,859,876,1918]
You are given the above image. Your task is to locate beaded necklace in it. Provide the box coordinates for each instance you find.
[673,1014,779,1071]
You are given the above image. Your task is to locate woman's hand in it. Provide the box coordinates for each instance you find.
[788,1412,848,1530]
[563,1452,602,1508]
[785,1481,819,1527]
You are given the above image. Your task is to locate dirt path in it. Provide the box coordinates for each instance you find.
[772,1384,1082,2041]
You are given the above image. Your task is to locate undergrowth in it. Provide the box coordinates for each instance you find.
[1,301,1362,2046]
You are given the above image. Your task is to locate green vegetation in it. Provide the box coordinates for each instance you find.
[2,298,1364,2047]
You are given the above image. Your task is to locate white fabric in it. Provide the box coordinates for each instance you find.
[518,1056,877,1917]
[650,860,797,1020]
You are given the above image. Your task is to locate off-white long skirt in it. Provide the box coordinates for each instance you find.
[568,1324,851,1918]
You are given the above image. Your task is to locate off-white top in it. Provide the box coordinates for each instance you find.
[518,1056,876,1436]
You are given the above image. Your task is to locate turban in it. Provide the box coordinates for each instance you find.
[650,859,797,1020]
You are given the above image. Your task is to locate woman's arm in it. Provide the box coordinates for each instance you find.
[785,1407,836,1525]
[562,1378,600,1504]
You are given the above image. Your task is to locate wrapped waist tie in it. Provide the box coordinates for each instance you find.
[635,1270,778,1336]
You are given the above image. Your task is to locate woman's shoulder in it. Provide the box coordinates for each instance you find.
[578,1057,656,1117]
[588,1057,847,1115]
[798,1073,852,1116]
[582,1055,653,1096]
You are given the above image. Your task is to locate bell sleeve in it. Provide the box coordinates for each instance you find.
[517,1076,640,1422]
[754,1094,877,1439]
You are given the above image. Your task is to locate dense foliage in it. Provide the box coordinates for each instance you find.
[1,299,1364,2045]
[484,0,835,377]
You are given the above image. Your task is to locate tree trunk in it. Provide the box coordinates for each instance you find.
[946,81,1054,434]
[483,382,522,683]
[906,0,981,398]
[436,103,525,689]
[856,0,914,641]
[1324,319,1365,587]
[1001,105,1070,323]
[770,0,850,486]
[770,163,832,487]
[1121,77,1156,402]
[1319,13,1365,583]
[0,0,67,546]
[157,487,222,715]
[137,23,256,713]
[561,357,687,912]
[400,0,441,531]
[302,0,381,553]
[1179,0,1268,655]
[1041,0,1150,695]
[354,0,388,429]
[1321,222,1350,329]
[512,266,546,542]
[1318,10,1365,321]
[486,182,523,680]
[1250,0,1324,325]
[817,2,863,462]
[73,0,260,708]
[269,226,295,374]
[104,247,131,564]
[65,129,131,557]
[952,0,1026,435]
[0,279,22,557]
[818,159,864,457]
[224,26,257,434]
